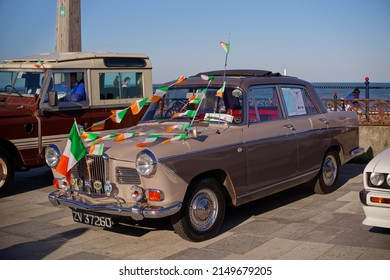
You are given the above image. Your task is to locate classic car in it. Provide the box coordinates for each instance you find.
[46,69,364,241]
[360,147,390,229]
[0,52,153,196]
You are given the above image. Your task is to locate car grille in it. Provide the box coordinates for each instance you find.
[116,167,141,185]
[71,154,108,194]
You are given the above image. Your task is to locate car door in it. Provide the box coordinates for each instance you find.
[242,85,298,201]
[279,86,329,175]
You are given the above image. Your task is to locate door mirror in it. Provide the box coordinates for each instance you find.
[48,91,58,107]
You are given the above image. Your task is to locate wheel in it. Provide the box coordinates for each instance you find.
[313,149,340,194]
[171,178,225,242]
[0,146,15,197]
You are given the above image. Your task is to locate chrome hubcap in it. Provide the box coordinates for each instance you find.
[189,189,218,232]
[322,155,337,186]
[0,158,7,188]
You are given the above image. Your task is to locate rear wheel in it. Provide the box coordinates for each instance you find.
[313,149,340,194]
[171,178,225,242]
[0,146,14,197]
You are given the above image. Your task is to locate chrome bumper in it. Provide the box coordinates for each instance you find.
[48,191,182,221]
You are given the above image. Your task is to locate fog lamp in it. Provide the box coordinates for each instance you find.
[130,185,144,202]
[104,181,112,195]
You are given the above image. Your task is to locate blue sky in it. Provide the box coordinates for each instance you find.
[0,0,389,83]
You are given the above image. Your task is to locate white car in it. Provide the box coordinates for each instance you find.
[360,147,390,228]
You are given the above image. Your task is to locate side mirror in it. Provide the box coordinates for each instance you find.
[48,91,58,107]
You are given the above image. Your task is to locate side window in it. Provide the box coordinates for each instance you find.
[248,86,283,123]
[99,72,143,100]
[280,87,318,117]
[47,72,87,104]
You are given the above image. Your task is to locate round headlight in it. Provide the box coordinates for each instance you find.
[45,144,61,168]
[387,174,390,186]
[369,172,385,186]
[136,149,157,177]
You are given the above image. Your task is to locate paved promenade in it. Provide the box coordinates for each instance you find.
[0,163,389,260]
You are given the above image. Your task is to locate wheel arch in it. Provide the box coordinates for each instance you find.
[187,169,237,207]
[0,139,24,169]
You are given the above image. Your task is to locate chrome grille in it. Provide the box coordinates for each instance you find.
[71,154,108,194]
[116,166,141,184]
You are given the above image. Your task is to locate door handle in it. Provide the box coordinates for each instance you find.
[283,124,296,131]
[319,118,329,124]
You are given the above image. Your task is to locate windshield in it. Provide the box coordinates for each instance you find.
[0,70,45,95]
[141,86,244,125]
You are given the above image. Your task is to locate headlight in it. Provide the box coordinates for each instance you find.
[45,144,61,168]
[136,149,157,177]
[387,174,390,186]
[369,172,385,186]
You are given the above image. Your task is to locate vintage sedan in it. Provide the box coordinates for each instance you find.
[360,147,390,229]
[46,70,363,241]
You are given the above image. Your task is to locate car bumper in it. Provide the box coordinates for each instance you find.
[48,190,182,221]
[359,189,390,229]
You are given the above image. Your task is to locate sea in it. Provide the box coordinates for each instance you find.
[154,83,390,100]
[312,82,390,100]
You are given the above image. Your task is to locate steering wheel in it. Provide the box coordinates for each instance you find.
[4,85,18,93]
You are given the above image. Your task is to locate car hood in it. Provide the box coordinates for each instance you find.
[93,122,236,162]
[365,147,390,173]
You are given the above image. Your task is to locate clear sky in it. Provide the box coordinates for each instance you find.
[0,0,389,83]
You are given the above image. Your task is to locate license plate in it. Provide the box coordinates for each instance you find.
[72,210,113,228]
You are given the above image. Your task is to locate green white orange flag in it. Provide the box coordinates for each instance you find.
[95,133,117,143]
[220,41,230,54]
[115,132,136,142]
[111,107,129,123]
[131,98,148,115]
[161,134,186,144]
[201,75,214,81]
[81,132,99,142]
[173,110,197,118]
[88,143,104,156]
[136,134,161,147]
[166,123,190,132]
[90,120,105,131]
[215,82,226,98]
[150,86,169,102]
[56,121,86,177]
[176,75,186,84]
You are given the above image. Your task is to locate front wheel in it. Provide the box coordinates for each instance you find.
[313,149,340,194]
[171,178,225,242]
[0,146,15,197]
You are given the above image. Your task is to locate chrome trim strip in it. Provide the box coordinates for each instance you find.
[48,191,182,220]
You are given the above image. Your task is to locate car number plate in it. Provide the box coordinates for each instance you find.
[72,210,113,228]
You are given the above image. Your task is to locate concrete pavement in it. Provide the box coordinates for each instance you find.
[0,163,389,260]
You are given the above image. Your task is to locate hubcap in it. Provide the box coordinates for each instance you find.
[189,189,218,232]
[322,155,337,186]
[0,157,7,188]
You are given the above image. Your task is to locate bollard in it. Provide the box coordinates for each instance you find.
[365,76,370,99]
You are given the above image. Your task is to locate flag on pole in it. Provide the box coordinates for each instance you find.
[88,143,104,156]
[215,82,226,98]
[111,107,129,123]
[56,121,86,177]
[220,41,230,54]
[130,98,148,115]
[150,86,169,102]
[161,134,186,144]
[201,75,214,81]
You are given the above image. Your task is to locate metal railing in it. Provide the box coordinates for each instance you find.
[322,98,390,126]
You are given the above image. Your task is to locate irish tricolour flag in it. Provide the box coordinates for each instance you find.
[56,121,86,177]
